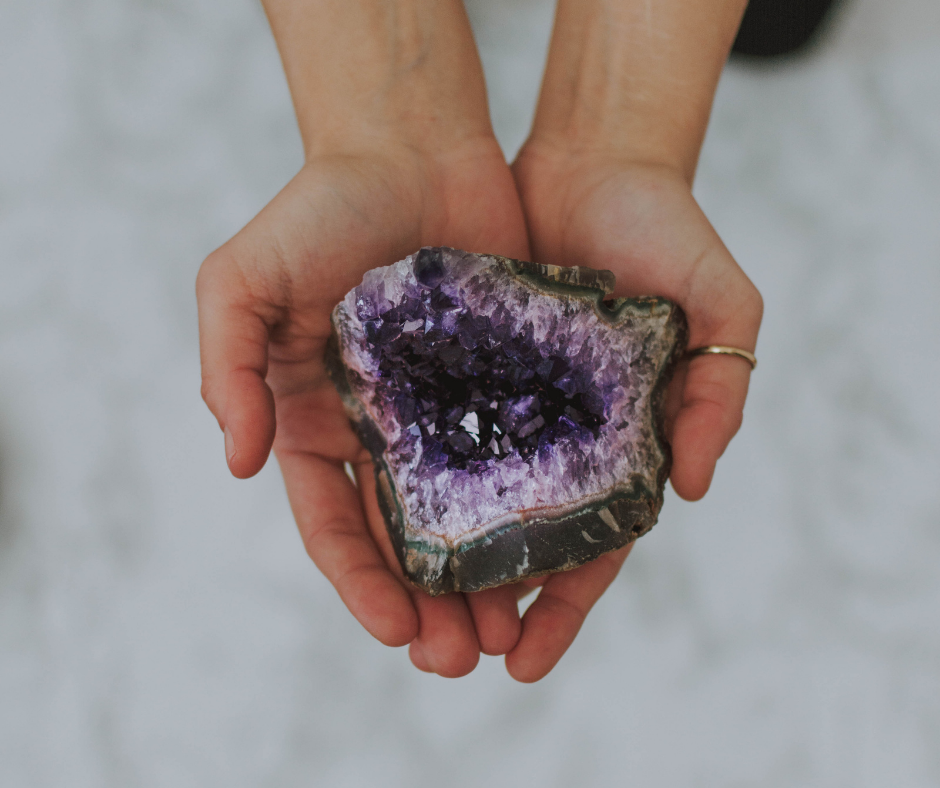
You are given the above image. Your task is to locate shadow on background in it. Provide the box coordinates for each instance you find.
[0,419,16,557]
[732,0,847,60]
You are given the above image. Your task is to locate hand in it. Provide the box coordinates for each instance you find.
[513,145,763,501]
[501,147,761,680]
[198,0,758,685]
[197,140,533,678]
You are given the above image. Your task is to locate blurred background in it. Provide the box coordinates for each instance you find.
[2,0,939,785]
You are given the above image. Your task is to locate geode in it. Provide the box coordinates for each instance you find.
[327,248,688,595]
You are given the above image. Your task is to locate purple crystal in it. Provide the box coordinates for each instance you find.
[413,247,446,289]
[327,248,687,594]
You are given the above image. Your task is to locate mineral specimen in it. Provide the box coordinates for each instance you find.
[327,248,688,594]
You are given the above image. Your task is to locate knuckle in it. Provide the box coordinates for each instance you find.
[199,378,215,408]
[742,282,765,331]
[195,250,225,300]
[539,590,587,625]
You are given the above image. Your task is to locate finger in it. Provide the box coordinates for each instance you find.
[270,367,367,463]
[669,355,752,501]
[277,449,418,647]
[663,359,688,441]
[411,591,481,678]
[505,544,631,683]
[409,641,434,673]
[196,252,277,478]
[356,465,481,677]
[464,586,522,656]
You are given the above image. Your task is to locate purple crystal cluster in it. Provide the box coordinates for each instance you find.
[357,249,608,474]
[328,248,687,594]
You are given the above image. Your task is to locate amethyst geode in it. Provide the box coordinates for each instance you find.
[327,248,687,594]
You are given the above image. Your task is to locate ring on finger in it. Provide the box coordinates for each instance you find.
[686,345,757,370]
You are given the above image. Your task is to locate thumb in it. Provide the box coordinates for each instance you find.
[196,251,277,479]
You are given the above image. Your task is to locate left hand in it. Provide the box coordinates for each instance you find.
[502,143,763,681]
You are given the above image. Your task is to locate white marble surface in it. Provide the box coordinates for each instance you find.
[2,0,939,785]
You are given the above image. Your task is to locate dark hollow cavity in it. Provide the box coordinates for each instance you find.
[358,269,608,473]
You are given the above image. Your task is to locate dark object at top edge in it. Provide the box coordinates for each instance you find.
[732,0,841,59]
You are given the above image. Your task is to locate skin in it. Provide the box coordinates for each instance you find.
[197,0,762,683]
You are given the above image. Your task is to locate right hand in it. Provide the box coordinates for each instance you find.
[196,138,531,678]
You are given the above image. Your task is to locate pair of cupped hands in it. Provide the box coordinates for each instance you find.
[196,99,762,682]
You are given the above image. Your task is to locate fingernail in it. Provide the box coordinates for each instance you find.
[224,427,237,465]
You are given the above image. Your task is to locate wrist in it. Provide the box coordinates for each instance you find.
[513,139,690,211]
[517,132,692,187]
[528,0,748,183]
[262,0,495,161]
[299,131,511,209]
[300,115,499,168]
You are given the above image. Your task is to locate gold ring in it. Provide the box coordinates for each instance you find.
[686,345,757,370]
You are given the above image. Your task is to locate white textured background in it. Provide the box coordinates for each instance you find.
[2,0,939,785]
